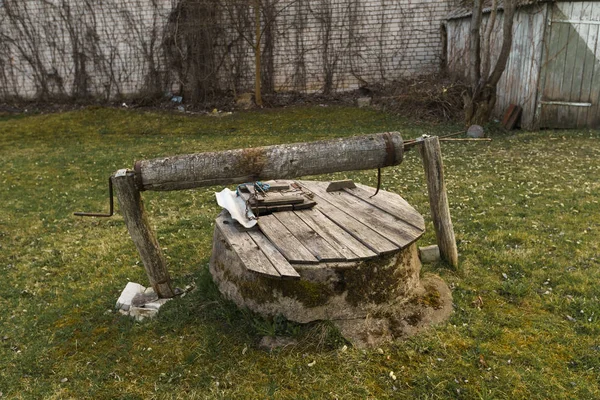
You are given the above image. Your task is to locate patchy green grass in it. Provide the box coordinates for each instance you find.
[1,106,599,399]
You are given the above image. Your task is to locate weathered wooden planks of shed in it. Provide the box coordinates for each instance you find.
[445,0,600,129]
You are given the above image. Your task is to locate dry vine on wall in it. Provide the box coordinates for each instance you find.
[0,0,448,105]
[0,0,170,102]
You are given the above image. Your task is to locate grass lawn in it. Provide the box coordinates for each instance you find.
[0,106,599,399]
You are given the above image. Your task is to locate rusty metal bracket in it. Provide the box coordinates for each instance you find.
[133,160,145,191]
[382,132,397,167]
[74,177,114,218]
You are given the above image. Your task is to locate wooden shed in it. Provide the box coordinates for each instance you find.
[445,0,600,129]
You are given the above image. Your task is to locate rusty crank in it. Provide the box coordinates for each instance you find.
[73,178,114,217]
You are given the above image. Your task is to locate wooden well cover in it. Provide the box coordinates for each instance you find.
[215,180,425,279]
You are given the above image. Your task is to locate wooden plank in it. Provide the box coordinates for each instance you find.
[506,10,523,111]
[112,170,175,298]
[572,2,590,127]
[273,211,344,262]
[240,181,290,193]
[253,204,294,214]
[261,180,290,191]
[295,183,399,255]
[565,2,587,126]
[311,197,398,255]
[587,0,600,127]
[558,3,578,127]
[293,201,317,210]
[238,189,251,203]
[418,137,458,269]
[299,180,422,248]
[247,230,300,279]
[588,26,600,127]
[501,104,522,130]
[579,5,599,127]
[251,201,316,215]
[295,208,377,261]
[254,194,305,206]
[244,183,256,196]
[216,213,281,278]
[516,10,531,117]
[326,180,356,192]
[518,6,547,128]
[343,184,425,231]
[543,3,571,127]
[257,214,319,264]
[533,3,551,130]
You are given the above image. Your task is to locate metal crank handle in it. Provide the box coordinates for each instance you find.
[74,178,114,217]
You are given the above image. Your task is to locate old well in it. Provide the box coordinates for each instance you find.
[209,180,452,347]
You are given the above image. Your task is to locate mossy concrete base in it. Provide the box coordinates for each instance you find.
[332,274,452,348]
[209,225,452,347]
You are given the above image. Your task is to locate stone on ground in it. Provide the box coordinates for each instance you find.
[258,336,298,351]
[115,282,172,321]
[357,97,372,108]
[467,124,485,138]
[419,244,441,263]
[116,282,145,311]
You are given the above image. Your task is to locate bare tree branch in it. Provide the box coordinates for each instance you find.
[469,0,483,89]
[488,0,516,87]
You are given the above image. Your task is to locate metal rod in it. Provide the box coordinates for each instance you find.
[370,168,382,198]
[540,101,592,107]
[439,138,492,142]
[404,130,464,149]
[74,178,114,217]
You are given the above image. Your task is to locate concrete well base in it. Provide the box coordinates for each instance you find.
[209,225,452,347]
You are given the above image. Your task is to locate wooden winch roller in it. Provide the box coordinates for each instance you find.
[132,132,404,192]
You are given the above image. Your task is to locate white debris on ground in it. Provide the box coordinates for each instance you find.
[116,282,173,321]
[357,97,372,108]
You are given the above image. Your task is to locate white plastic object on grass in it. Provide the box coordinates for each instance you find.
[215,188,257,228]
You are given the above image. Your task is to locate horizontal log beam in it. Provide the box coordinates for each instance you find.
[134,132,403,191]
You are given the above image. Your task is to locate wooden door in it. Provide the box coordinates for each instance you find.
[539,2,600,129]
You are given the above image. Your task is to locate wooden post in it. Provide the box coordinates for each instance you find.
[418,136,459,268]
[112,169,176,298]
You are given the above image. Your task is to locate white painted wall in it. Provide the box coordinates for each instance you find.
[0,0,454,100]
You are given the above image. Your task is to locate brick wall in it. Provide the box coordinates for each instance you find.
[0,0,455,100]
[0,0,173,99]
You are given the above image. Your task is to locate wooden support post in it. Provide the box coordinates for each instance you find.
[418,136,459,268]
[112,169,176,298]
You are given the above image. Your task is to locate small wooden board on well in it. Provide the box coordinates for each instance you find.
[238,180,316,215]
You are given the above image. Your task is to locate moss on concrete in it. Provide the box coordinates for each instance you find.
[343,248,417,307]
[215,257,334,308]
[276,279,335,308]
[419,282,442,309]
